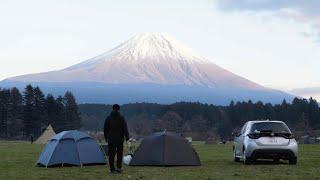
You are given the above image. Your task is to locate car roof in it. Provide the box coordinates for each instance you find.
[247,120,285,124]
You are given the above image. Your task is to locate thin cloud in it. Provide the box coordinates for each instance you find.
[215,0,320,13]
[214,0,320,41]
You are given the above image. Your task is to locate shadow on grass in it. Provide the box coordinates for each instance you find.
[234,159,291,165]
[37,163,107,168]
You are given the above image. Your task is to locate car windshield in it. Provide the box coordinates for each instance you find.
[250,122,291,134]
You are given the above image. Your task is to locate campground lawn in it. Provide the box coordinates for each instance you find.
[0,141,320,180]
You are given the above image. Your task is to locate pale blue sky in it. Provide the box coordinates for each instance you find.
[1,0,320,91]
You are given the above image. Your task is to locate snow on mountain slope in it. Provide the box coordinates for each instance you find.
[5,33,265,90]
[66,32,208,70]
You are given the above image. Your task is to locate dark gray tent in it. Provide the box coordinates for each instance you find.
[129,131,201,166]
[37,130,106,167]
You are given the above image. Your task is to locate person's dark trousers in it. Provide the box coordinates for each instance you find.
[108,143,124,171]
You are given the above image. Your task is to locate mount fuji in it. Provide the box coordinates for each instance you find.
[1,33,293,104]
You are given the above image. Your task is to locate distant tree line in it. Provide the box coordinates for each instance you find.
[0,85,81,139]
[80,98,320,140]
[2,84,319,141]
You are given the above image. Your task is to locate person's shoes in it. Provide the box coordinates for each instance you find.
[116,169,123,173]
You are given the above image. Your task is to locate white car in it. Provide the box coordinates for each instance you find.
[233,120,298,165]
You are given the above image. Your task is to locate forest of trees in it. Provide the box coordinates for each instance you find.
[0,85,81,139]
[1,84,320,141]
[80,98,320,140]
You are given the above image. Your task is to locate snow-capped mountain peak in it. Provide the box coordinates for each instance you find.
[66,33,208,71]
[2,32,294,104]
[113,32,207,61]
[6,33,264,89]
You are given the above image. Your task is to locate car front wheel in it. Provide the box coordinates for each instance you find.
[233,148,240,162]
[243,155,253,165]
[243,148,253,165]
[289,157,297,165]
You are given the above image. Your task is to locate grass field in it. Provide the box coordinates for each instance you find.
[0,141,320,180]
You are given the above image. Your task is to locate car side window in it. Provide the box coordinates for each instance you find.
[240,123,247,135]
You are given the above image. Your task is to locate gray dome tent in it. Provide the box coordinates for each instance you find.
[129,131,201,166]
[37,130,106,167]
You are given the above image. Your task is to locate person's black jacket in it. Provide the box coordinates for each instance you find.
[104,110,129,144]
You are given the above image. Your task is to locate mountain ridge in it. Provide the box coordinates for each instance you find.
[1,33,294,104]
[5,33,264,89]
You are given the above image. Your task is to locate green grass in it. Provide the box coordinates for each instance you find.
[1,141,320,180]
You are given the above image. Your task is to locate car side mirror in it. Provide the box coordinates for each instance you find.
[232,132,240,137]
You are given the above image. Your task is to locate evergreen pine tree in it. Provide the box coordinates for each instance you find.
[53,96,66,133]
[63,91,81,130]
[0,89,10,137]
[8,87,23,137]
[308,97,320,128]
[45,94,56,126]
[23,85,35,137]
[33,86,46,136]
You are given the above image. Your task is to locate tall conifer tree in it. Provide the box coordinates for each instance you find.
[63,91,81,130]
[23,85,35,137]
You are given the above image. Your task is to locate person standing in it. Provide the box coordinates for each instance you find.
[30,135,34,144]
[104,104,129,174]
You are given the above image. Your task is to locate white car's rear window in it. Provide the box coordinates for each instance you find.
[250,122,291,134]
